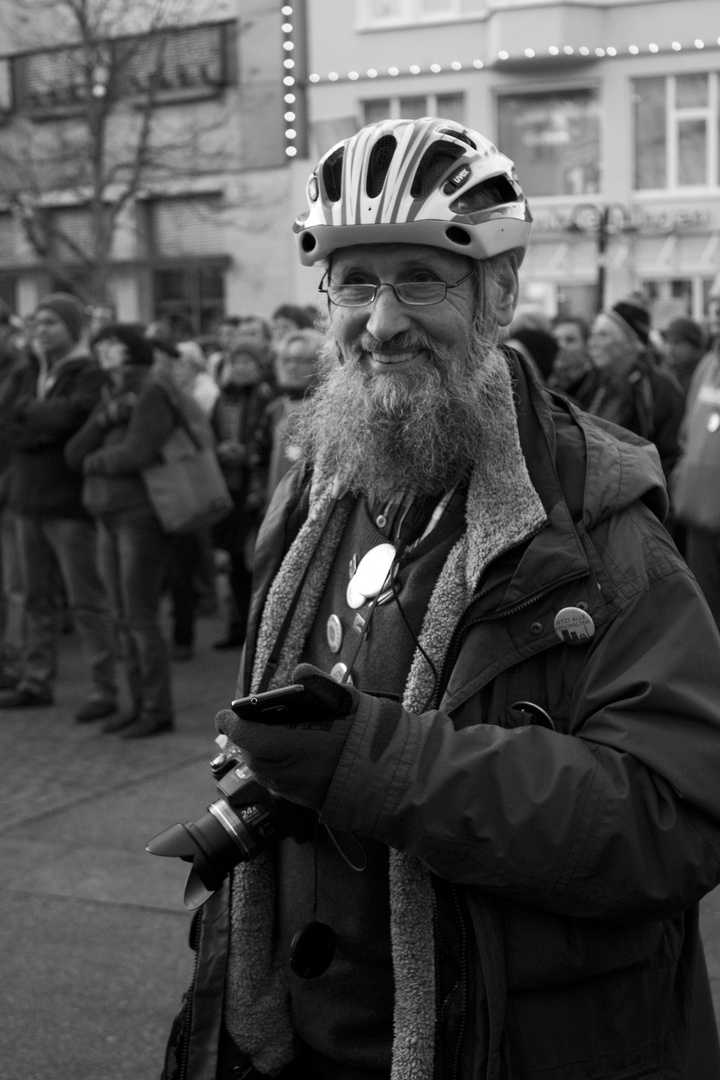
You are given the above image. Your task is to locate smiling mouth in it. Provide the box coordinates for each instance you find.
[368,350,424,366]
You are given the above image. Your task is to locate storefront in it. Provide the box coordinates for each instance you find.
[519,198,720,329]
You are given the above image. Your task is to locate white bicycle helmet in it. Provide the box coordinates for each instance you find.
[293,117,533,266]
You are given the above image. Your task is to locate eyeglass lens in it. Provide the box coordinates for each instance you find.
[329,281,447,306]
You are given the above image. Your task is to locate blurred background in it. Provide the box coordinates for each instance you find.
[0,0,718,337]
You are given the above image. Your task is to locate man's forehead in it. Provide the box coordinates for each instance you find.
[331,243,473,277]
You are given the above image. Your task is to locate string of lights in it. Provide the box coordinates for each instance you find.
[280,8,720,158]
[308,36,720,85]
[281,5,300,157]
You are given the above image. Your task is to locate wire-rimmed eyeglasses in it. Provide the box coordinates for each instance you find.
[318,268,478,308]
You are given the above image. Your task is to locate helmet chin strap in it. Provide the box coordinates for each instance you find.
[474,260,501,346]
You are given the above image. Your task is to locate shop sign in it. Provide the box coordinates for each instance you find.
[532,203,715,235]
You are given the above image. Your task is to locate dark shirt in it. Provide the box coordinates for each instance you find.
[278,492,466,1077]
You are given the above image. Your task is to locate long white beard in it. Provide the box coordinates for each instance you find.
[294,317,517,501]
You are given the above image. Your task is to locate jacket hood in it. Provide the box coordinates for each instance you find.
[473,357,669,620]
[515,356,668,531]
[574,408,668,527]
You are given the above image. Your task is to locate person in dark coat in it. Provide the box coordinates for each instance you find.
[660,315,706,399]
[157,118,720,1080]
[0,293,118,717]
[549,315,593,397]
[65,323,182,738]
[579,296,685,482]
[210,341,274,651]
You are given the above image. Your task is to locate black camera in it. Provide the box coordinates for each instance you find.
[146,684,321,910]
[146,747,284,910]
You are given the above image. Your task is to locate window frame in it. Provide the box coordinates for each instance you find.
[633,72,720,192]
[357,0,464,27]
[495,84,602,198]
[361,90,465,127]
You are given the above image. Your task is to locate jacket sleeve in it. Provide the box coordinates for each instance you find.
[320,561,720,921]
[81,382,175,475]
[64,405,112,470]
[650,371,684,480]
[12,365,107,449]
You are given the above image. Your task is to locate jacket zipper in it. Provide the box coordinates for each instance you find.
[450,884,468,1080]
[177,914,202,1080]
[433,884,469,1080]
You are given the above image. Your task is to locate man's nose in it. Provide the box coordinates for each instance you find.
[365,285,413,343]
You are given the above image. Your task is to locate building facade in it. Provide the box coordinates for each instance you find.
[0,0,298,333]
[288,0,720,329]
[2,1,718,333]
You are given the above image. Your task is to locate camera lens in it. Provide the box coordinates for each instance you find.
[147,755,286,909]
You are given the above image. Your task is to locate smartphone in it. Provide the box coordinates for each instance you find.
[231,684,311,726]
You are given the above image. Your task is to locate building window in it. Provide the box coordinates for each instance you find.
[362,92,464,126]
[633,73,720,190]
[496,89,601,197]
[358,0,463,23]
[16,21,235,115]
[147,196,228,335]
[149,196,227,258]
[153,264,225,338]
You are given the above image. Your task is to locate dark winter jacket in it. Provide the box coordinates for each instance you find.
[167,356,720,1080]
[574,354,684,480]
[65,366,176,519]
[211,379,275,554]
[0,344,108,518]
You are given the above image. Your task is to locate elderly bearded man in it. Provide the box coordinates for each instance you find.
[161,119,720,1080]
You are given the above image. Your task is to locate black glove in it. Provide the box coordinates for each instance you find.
[215,664,360,810]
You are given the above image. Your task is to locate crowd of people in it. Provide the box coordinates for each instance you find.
[1,274,719,748]
[508,295,720,560]
[0,293,323,737]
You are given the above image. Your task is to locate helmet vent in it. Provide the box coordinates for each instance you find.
[450,176,519,214]
[445,225,472,247]
[411,143,466,199]
[366,135,397,198]
[437,127,477,151]
[322,147,345,203]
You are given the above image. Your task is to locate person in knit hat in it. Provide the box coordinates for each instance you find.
[608,293,651,345]
[0,290,118,718]
[65,321,183,737]
[583,295,685,481]
[34,291,86,345]
[661,316,706,398]
[157,118,720,1080]
[210,338,274,650]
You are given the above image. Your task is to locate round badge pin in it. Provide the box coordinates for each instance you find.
[326,614,343,654]
[330,661,348,683]
[553,606,595,644]
[346,543,396,609]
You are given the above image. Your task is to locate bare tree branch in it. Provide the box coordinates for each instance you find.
[0,0,236,303]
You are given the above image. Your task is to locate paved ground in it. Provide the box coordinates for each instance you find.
[1,606,719,1079]
[0,605,241,1080]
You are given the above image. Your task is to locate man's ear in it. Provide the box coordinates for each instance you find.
[494,258,520,328]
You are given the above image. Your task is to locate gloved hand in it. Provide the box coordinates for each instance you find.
[215,664,360,810]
